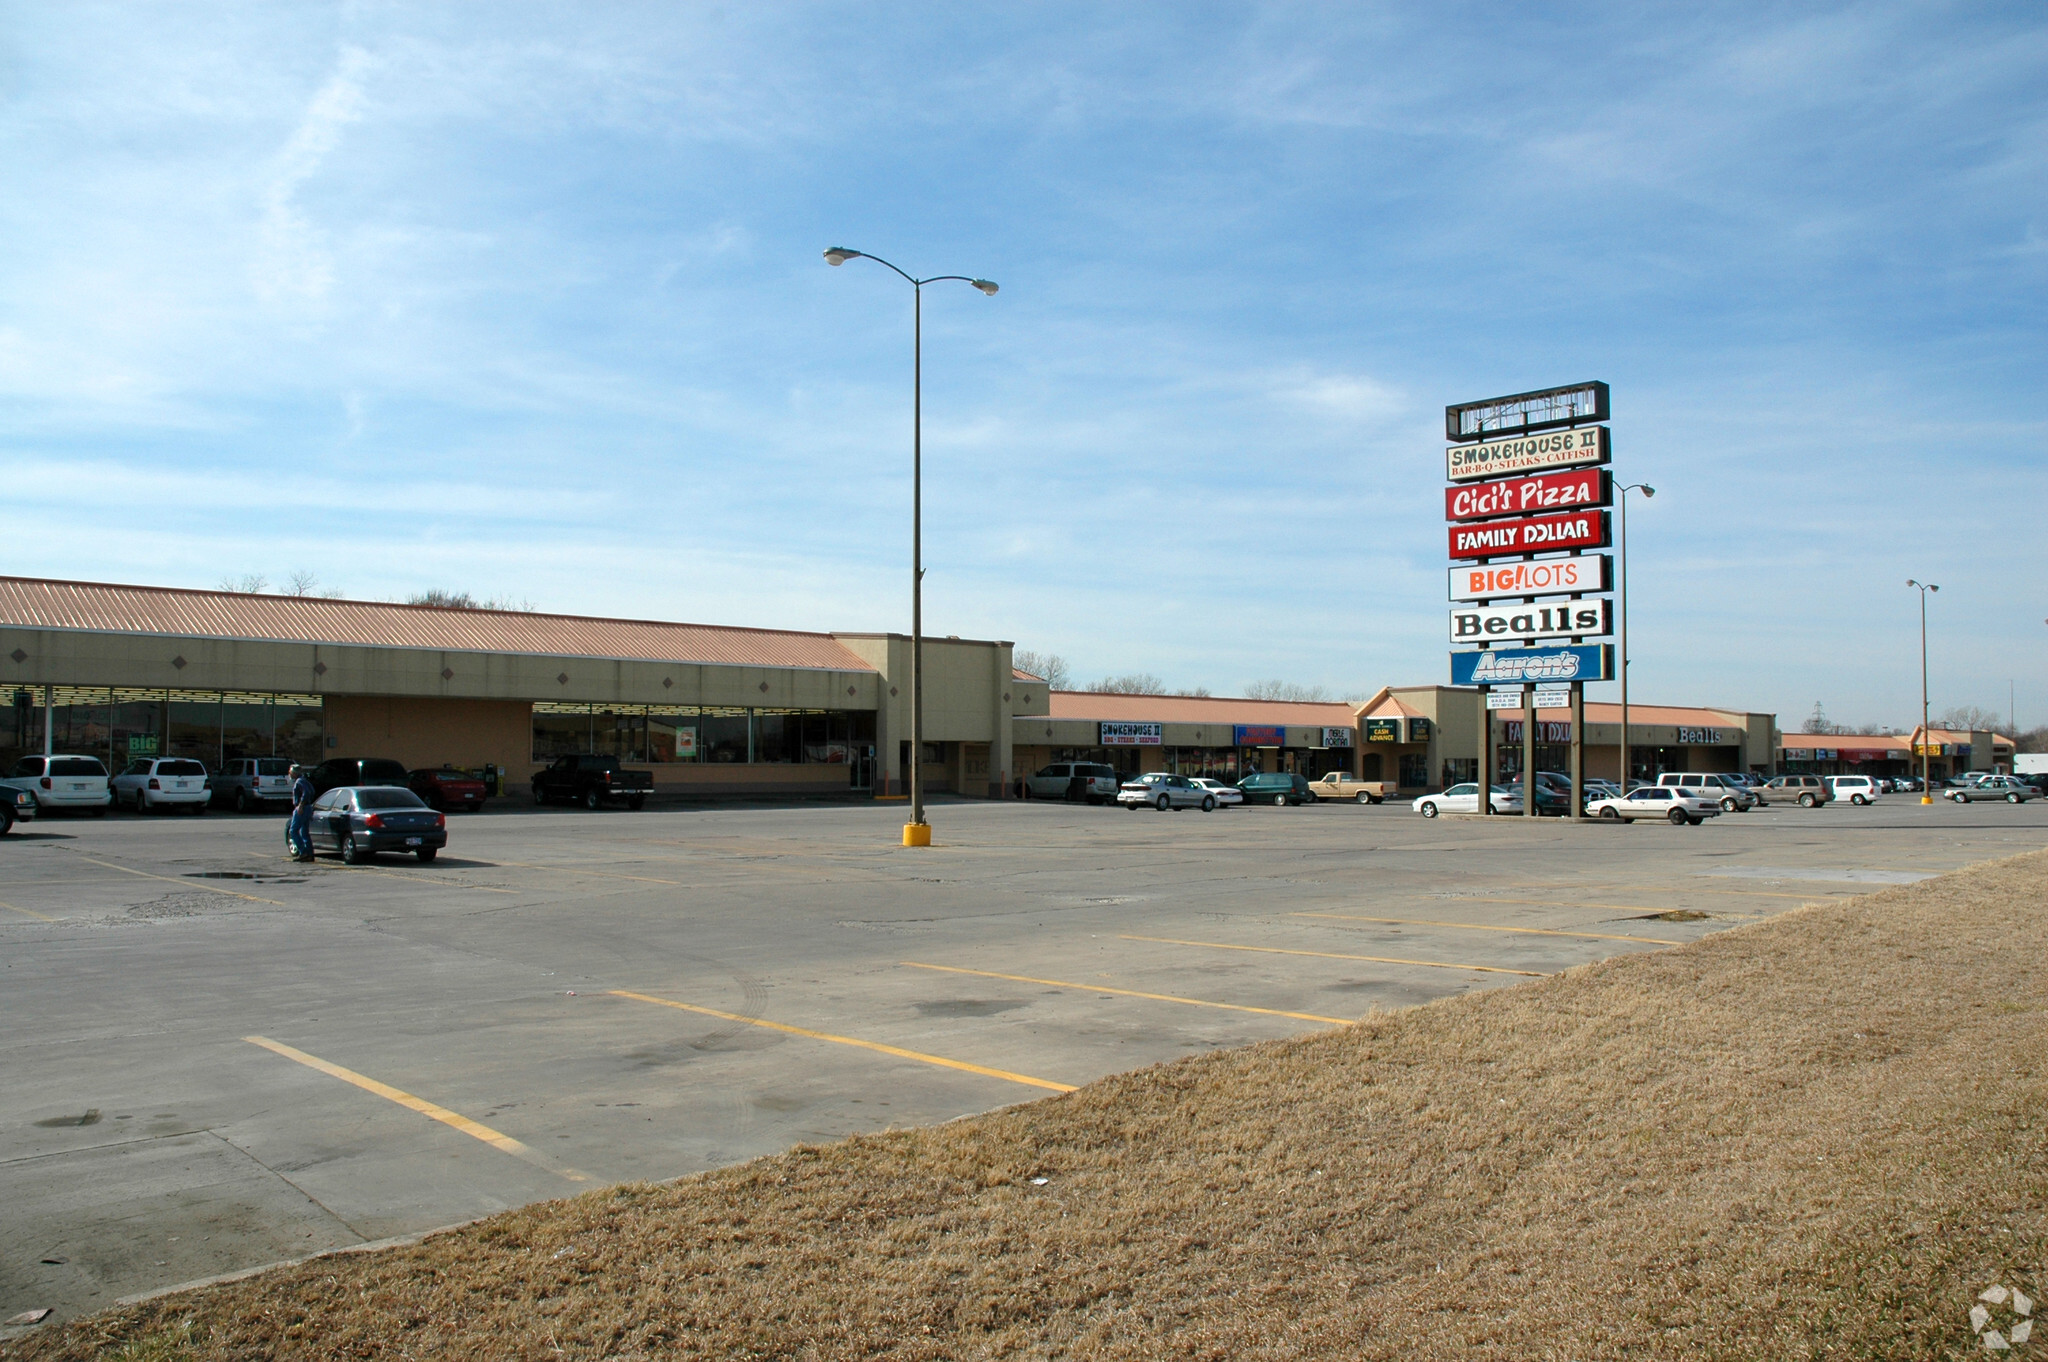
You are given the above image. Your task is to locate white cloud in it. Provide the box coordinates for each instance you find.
[254,45,373,306]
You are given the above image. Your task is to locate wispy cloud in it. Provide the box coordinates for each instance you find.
[254,45,372,306]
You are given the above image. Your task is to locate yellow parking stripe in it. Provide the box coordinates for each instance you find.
[63,852,286,905]
[901,961,1354,1025]
[610,990,1076,1093]
[1121,934,1548,977]
[244,1036,585,1181]
[0,899,59,922]
[1292,912,1681,945]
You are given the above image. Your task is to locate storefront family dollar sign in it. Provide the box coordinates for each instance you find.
[1442,380,1616,817]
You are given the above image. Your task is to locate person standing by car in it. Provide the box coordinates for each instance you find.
[286,764,316,862]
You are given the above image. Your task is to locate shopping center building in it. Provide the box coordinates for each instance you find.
[3,574,1793,801]
[0,577,1041,798]
[1775,728,2014,779]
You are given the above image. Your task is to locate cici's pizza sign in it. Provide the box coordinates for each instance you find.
[1446,467,1610,522]
[1448,510,1611,560]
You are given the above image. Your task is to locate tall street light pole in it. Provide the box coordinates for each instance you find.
[1908,580,1938,804]
[824,248,999,846]
[1616,483,1655,787]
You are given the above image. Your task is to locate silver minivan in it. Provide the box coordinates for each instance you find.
[1656,772,1756,812]
[1025,762,1122,804]
[1,755,112,813]
[1824,775,1882,806]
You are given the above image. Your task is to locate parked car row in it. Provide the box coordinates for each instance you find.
[0,754,500,816]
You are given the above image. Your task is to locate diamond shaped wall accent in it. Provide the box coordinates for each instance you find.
[557,672,570,685]
[312,661,327,676]
[662,677,674,689]
[758,681,770,692]
[8,649,25,664]
[441,668,455,681]
[171,655,187,670]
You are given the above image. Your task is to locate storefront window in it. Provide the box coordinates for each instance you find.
[0,684,324,771]
[754,713,800,764]
[167,694,222,765]
[1399,753,1428,787]
[533,704,863,764]
[532,707,592,760]
[702,712,750,763]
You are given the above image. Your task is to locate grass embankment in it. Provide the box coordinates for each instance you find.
[15,851,2048,1361]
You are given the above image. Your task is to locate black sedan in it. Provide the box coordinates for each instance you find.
[308,785,448,863]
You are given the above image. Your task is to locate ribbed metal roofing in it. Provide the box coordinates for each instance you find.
[0,577,878,672]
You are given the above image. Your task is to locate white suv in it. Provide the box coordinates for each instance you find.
[1,755,111,813]
[1824,775,1882,806]
[1025,762,1122,804]
[112,758,213,814]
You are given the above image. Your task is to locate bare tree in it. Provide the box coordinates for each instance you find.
[1938,704,2007,732]
[2015,725,2048,754]
[217,573,269,594]
[407,590,537,612]
[1084,672,1166,695]
[1243,679,1333,702]
[1012,650,1071,690]
[285,569,322,597]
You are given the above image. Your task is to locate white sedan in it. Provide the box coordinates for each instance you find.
[1412,783,1523,817]
[1117,773,1218,811]
[1189,778,1244,807]
[1587,786,1722,825]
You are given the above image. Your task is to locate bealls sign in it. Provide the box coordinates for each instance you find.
[1450,599,1612,642]
[1448,510,1610,560]
[1450,644,1613,686]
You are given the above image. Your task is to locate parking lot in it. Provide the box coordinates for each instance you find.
[4,793,2045,1329]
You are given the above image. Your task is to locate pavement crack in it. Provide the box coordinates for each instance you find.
[205,1129,370,1242]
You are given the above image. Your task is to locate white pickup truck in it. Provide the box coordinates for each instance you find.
[1307,771,1394,804]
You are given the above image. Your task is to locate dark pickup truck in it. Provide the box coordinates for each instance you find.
[532,755,654,810]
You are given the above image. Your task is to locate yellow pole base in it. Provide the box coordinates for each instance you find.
[1921,795,1933,805]
[902,822,932,847]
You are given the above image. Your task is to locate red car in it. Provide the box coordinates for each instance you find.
[407,766,488,813]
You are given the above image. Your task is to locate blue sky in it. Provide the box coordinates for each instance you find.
[2,3,2042,730]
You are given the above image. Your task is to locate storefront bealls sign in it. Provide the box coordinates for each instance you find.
[1099,721,1162,746]
[1320,726,1354,748]
[1365,719,1401,742]
[1675,726,1725,744]
[1450,644,1614,686]
[1445,425,1608,483]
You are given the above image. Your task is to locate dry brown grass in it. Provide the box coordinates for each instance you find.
[13,850,2048,1361]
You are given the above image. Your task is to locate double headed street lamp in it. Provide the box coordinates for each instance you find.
[825,248,999,846]
[1616,482,1655,786]
[1908,580,1939,804]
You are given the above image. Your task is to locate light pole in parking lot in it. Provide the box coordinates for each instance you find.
[825,248,999,845]
[1616,483,1655,786]
[1908,580,1938,804]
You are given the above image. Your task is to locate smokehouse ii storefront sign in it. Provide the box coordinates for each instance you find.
[1448,510,1611,559]
[1445,425,1608,483]
[1449,644,1614,686]
[1450,599,1613,642]
[1099,721,1162,746]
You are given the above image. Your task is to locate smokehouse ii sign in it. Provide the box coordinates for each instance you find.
[1447,510,1611,559]
[1445,425,1608,483]
[1099,721,1162,746]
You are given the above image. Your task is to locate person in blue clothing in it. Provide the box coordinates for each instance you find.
[286,764,316,862]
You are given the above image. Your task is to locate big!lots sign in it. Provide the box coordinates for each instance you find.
[1448,510,1610,559]
[1446,467,1609,522]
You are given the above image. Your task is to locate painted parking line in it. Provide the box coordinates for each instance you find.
[901,961,1355,1026]
[610,989,1076,1093]
[489,859,685,887]
[0,898,60,922]
[1291,913,1682,945]
[1120,934,1548,977]
[60,851,288,905]
[334,865,519,894]
[244,1036,586,1182]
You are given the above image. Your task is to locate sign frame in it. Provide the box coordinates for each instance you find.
[1446,380,1609,442]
